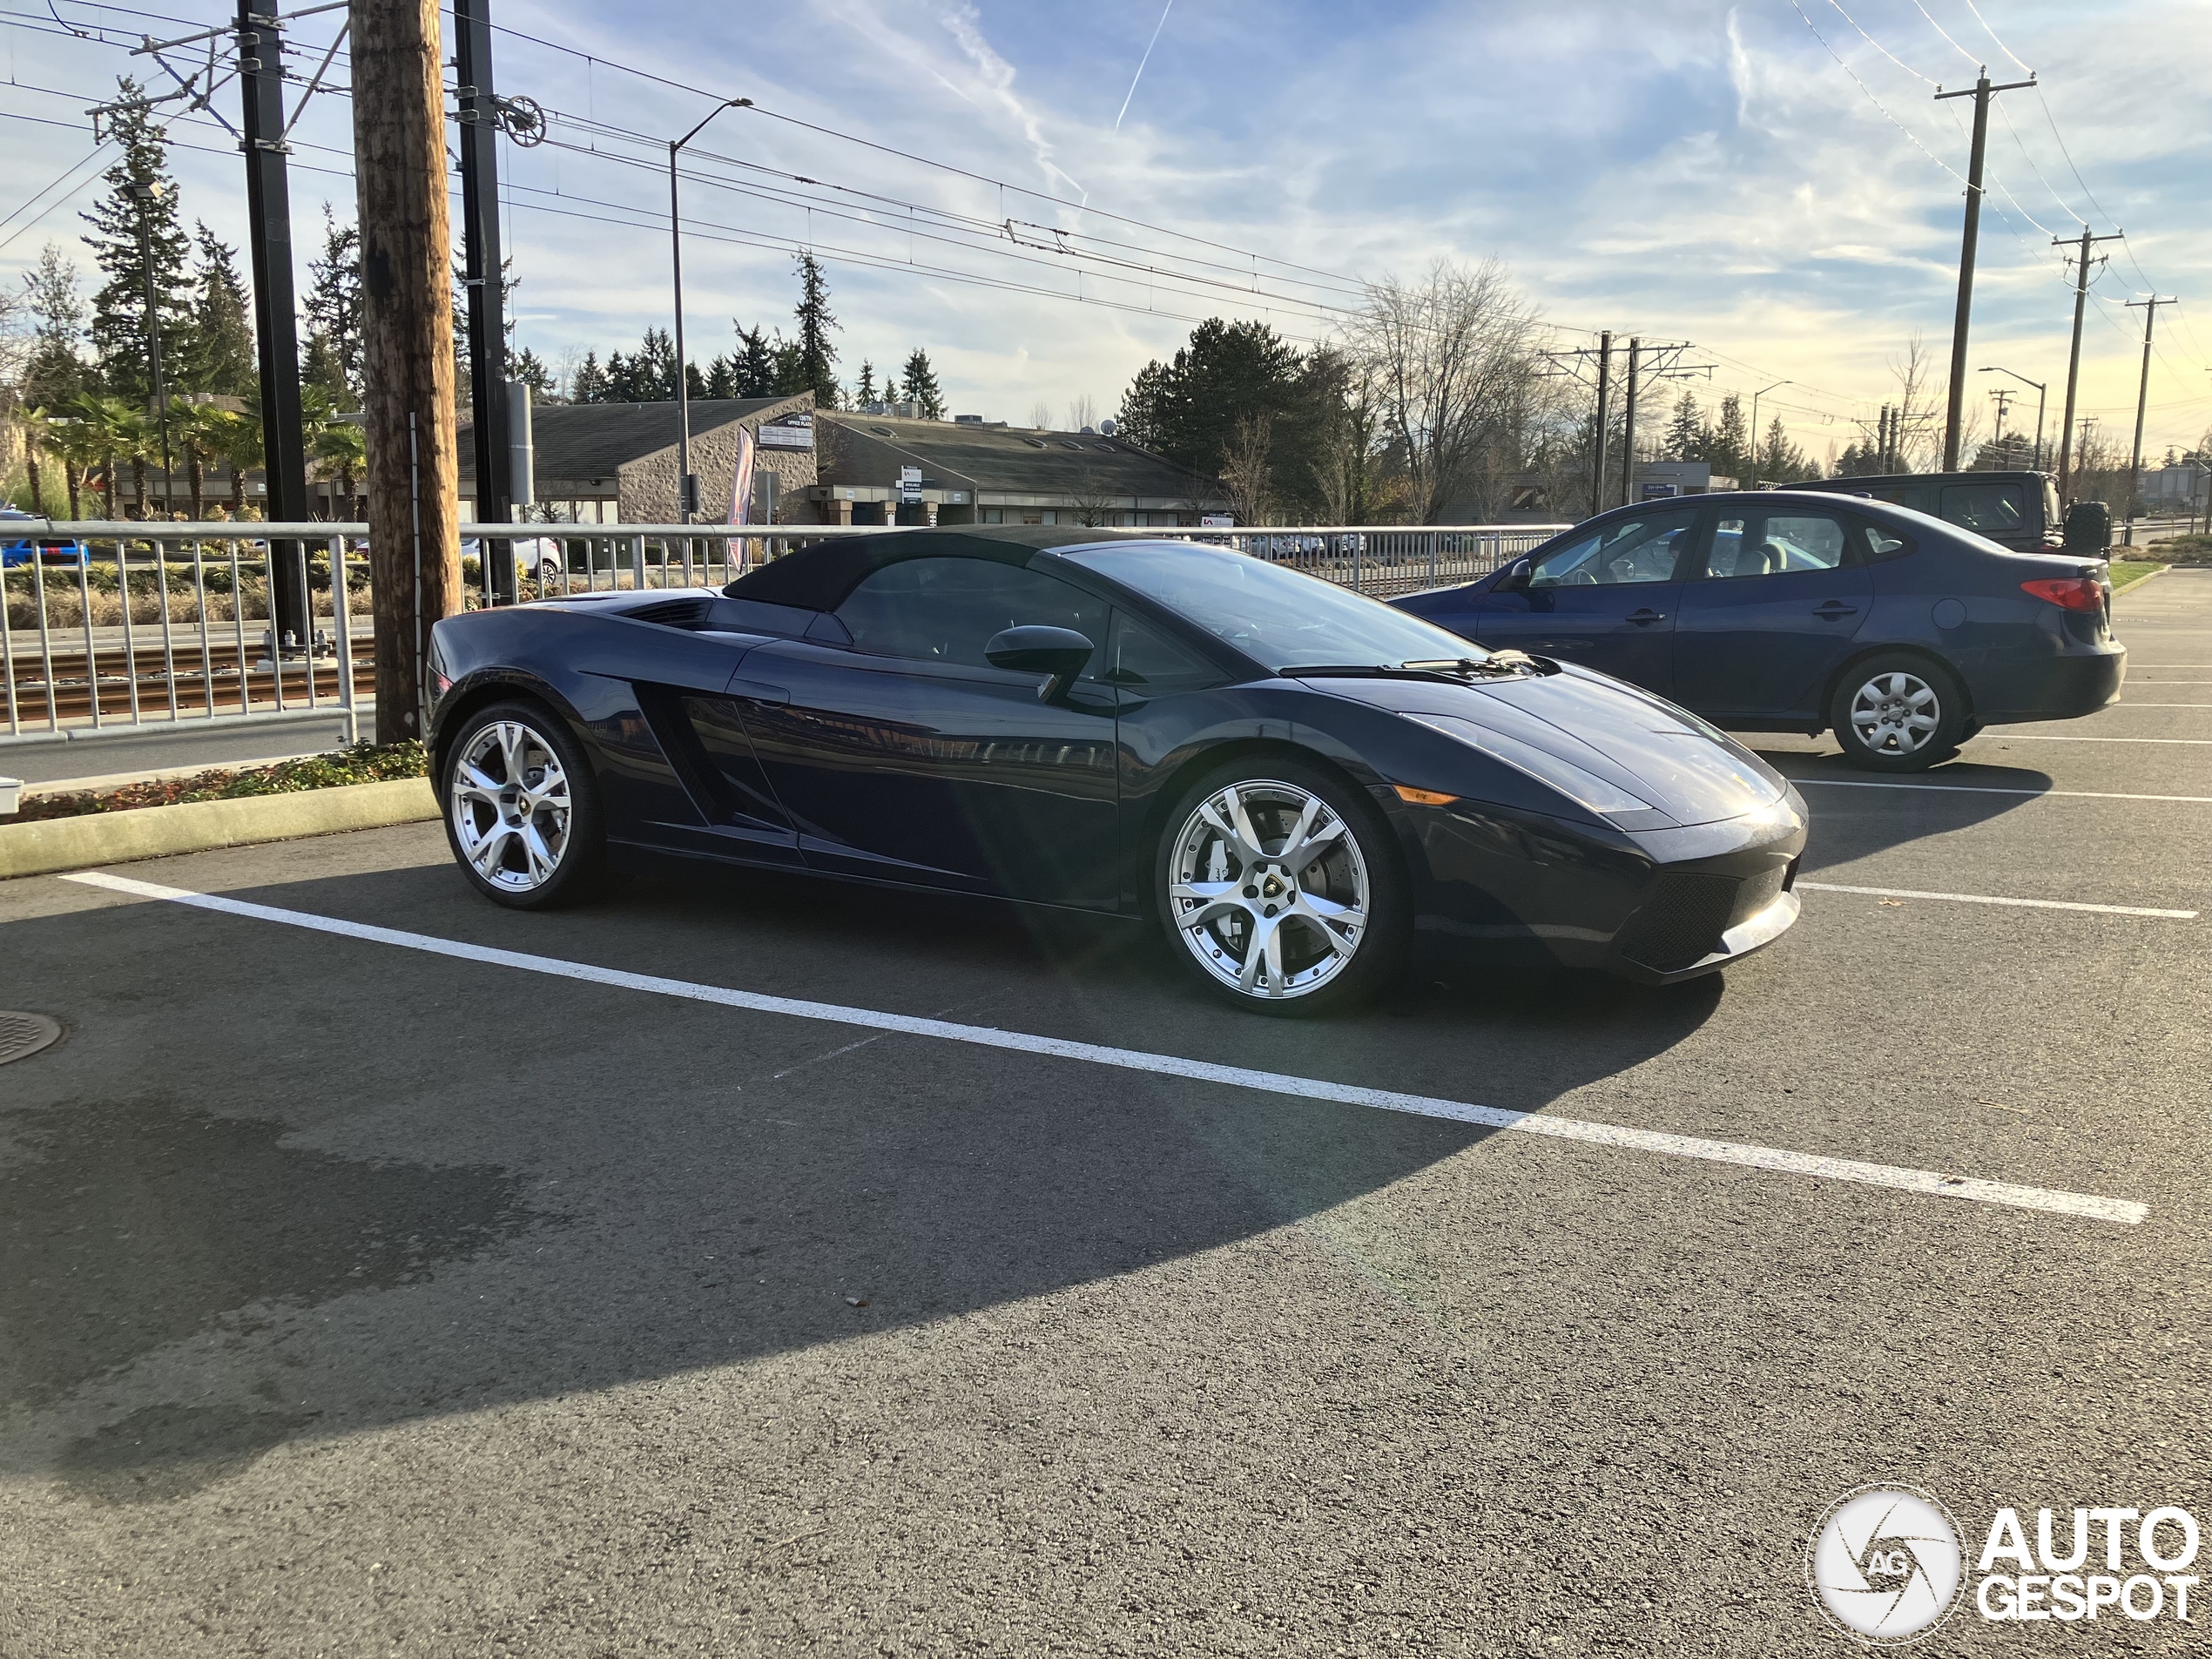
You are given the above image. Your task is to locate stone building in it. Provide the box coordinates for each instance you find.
[456,394,819,524]
[808,412,1229,527]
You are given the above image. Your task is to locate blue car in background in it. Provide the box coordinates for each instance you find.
[1391,489,2125,771]
[0,509,89,570]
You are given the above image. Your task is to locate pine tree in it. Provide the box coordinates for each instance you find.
[302,207,362,405]
[1663,391,1703,462]
[510,347,556,395]
[180,223,254,397]
[81,79,190,408]
[792,252,839,407]
[704,354,737,399]
[770,332,807,399]
[729,324,775,397]
[570,350,609,403]
[1711,393,1750,481]
[854,360,876,408]
[19,243,89,409]
[900,348,945,420]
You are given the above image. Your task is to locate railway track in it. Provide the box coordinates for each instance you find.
[3,634,372,728]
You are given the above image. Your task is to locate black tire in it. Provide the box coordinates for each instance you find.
[1829,653,1968,772]
[441,699,609,908]
[1152,755,1410,1016]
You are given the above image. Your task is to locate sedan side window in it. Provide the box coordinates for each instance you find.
[1704,513,1848,578]
[836,556,1108,673]
[1527,512,1697,589]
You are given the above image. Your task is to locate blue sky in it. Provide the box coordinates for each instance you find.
[4,0,2209,467]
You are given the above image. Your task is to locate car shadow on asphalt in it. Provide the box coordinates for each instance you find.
[1748,750,2055,872]
[0,853,1725,1503]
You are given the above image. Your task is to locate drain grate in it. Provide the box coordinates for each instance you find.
[0,1011,63,1066]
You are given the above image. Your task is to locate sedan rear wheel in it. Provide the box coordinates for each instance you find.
[1830,655,1966,772]
[444,701,607,907]
[1155,760,1407,1015]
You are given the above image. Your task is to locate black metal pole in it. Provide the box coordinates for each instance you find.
[1620,338,1639,507]
[454,0,513,597]
[239,0,311,648]
[1590,331,1611,519]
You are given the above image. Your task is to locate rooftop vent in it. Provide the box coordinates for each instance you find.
[1022,437,1047,448]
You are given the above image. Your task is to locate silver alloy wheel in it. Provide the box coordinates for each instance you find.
[450,719,573,892]
[1849,670,1942,756]
[1167,779,1370,1001]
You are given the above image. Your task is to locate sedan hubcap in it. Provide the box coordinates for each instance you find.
[451,719,571,892]
[1850,671,1940,756]
[1169,780,1369,1000]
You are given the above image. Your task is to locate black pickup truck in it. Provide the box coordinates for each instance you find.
[1792,470,2068,553]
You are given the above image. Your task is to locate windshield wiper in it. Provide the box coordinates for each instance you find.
[1282,651,1553,683]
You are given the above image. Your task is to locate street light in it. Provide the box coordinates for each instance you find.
[124,179,174,519]
[1979,366,2047,470]
[669,97,751,525]
[1748,381,1788,490]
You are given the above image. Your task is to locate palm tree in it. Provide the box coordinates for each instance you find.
[196,406,263,516]
[18,407,57,516]
[311,416,366,519]
[172,401,228,519]
[45,409,109,521]
[71,395,156,517]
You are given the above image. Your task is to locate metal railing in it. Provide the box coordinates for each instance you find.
[2,519,1565,745]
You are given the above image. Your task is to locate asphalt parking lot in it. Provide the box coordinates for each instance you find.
[3,571,2207,1656]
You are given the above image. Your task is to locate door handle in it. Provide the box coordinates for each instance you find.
[1626,608,1666,625]
[1812,601,1859,619]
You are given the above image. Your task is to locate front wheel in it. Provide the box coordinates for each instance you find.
[442,701,608,907]
[1830,655,1968,772]
[1153,759,1409,1015]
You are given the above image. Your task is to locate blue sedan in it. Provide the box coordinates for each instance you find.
[1392,490,2125,771]
[0,509,88,570]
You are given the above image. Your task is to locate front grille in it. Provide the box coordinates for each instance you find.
[1733,863,1788,924]
[1615,873,1742,973]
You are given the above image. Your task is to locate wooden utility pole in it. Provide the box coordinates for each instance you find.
[2054,226,2124,496]
[351,0,462,746]
[2122,295,2175,547]
[1619,338,1640,507]
[1936,70,2034,471]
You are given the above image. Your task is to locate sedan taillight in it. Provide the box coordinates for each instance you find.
[2021,576,2103,612]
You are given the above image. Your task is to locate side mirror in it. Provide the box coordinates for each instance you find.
[986,625,1096,702]
[1498,559,1534,593]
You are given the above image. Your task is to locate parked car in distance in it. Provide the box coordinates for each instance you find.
[0,509,89,569]
[1392,489,2125,772]
[1791,470,2060,553]
[428,528,1807,1009]
[460,535,565,588]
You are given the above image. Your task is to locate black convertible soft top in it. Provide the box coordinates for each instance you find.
[723,526,1109,611]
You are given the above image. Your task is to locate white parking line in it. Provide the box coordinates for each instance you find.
[1988,734,2212,745]
[1797,880,2197,920]
[2114,702,2212,708]
[1793,779,2212,805]
[60,869,2148,1228]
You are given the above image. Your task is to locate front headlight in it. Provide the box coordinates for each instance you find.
[1406,712,1656,817]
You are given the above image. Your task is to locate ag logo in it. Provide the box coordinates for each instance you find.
[1807,1486,1965,1643]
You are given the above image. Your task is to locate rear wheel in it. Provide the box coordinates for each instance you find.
[1153,759,1408,1015]
[442,700,607,907]
[1830,654,1967,772]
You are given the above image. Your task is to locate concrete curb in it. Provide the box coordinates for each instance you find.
[0,777,438,880]
[2111,563,2171,597]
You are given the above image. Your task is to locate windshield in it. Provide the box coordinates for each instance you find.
[1058,541,1490,672]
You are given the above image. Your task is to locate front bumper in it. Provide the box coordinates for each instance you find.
[1611,888,1800,985]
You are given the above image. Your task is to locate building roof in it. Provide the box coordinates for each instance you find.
[456,395,812,489]
[817,413,1221,504]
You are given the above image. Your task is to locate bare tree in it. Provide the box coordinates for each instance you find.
[1889,332,1942,472]
[1218,412,1274,524]
[1065,393,1097,432]
[1347,258,1548,523]
[1028,400,1053,430]
[1068,464,1122,527]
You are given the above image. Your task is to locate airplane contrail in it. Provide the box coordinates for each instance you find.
[1114,0,1175,132]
